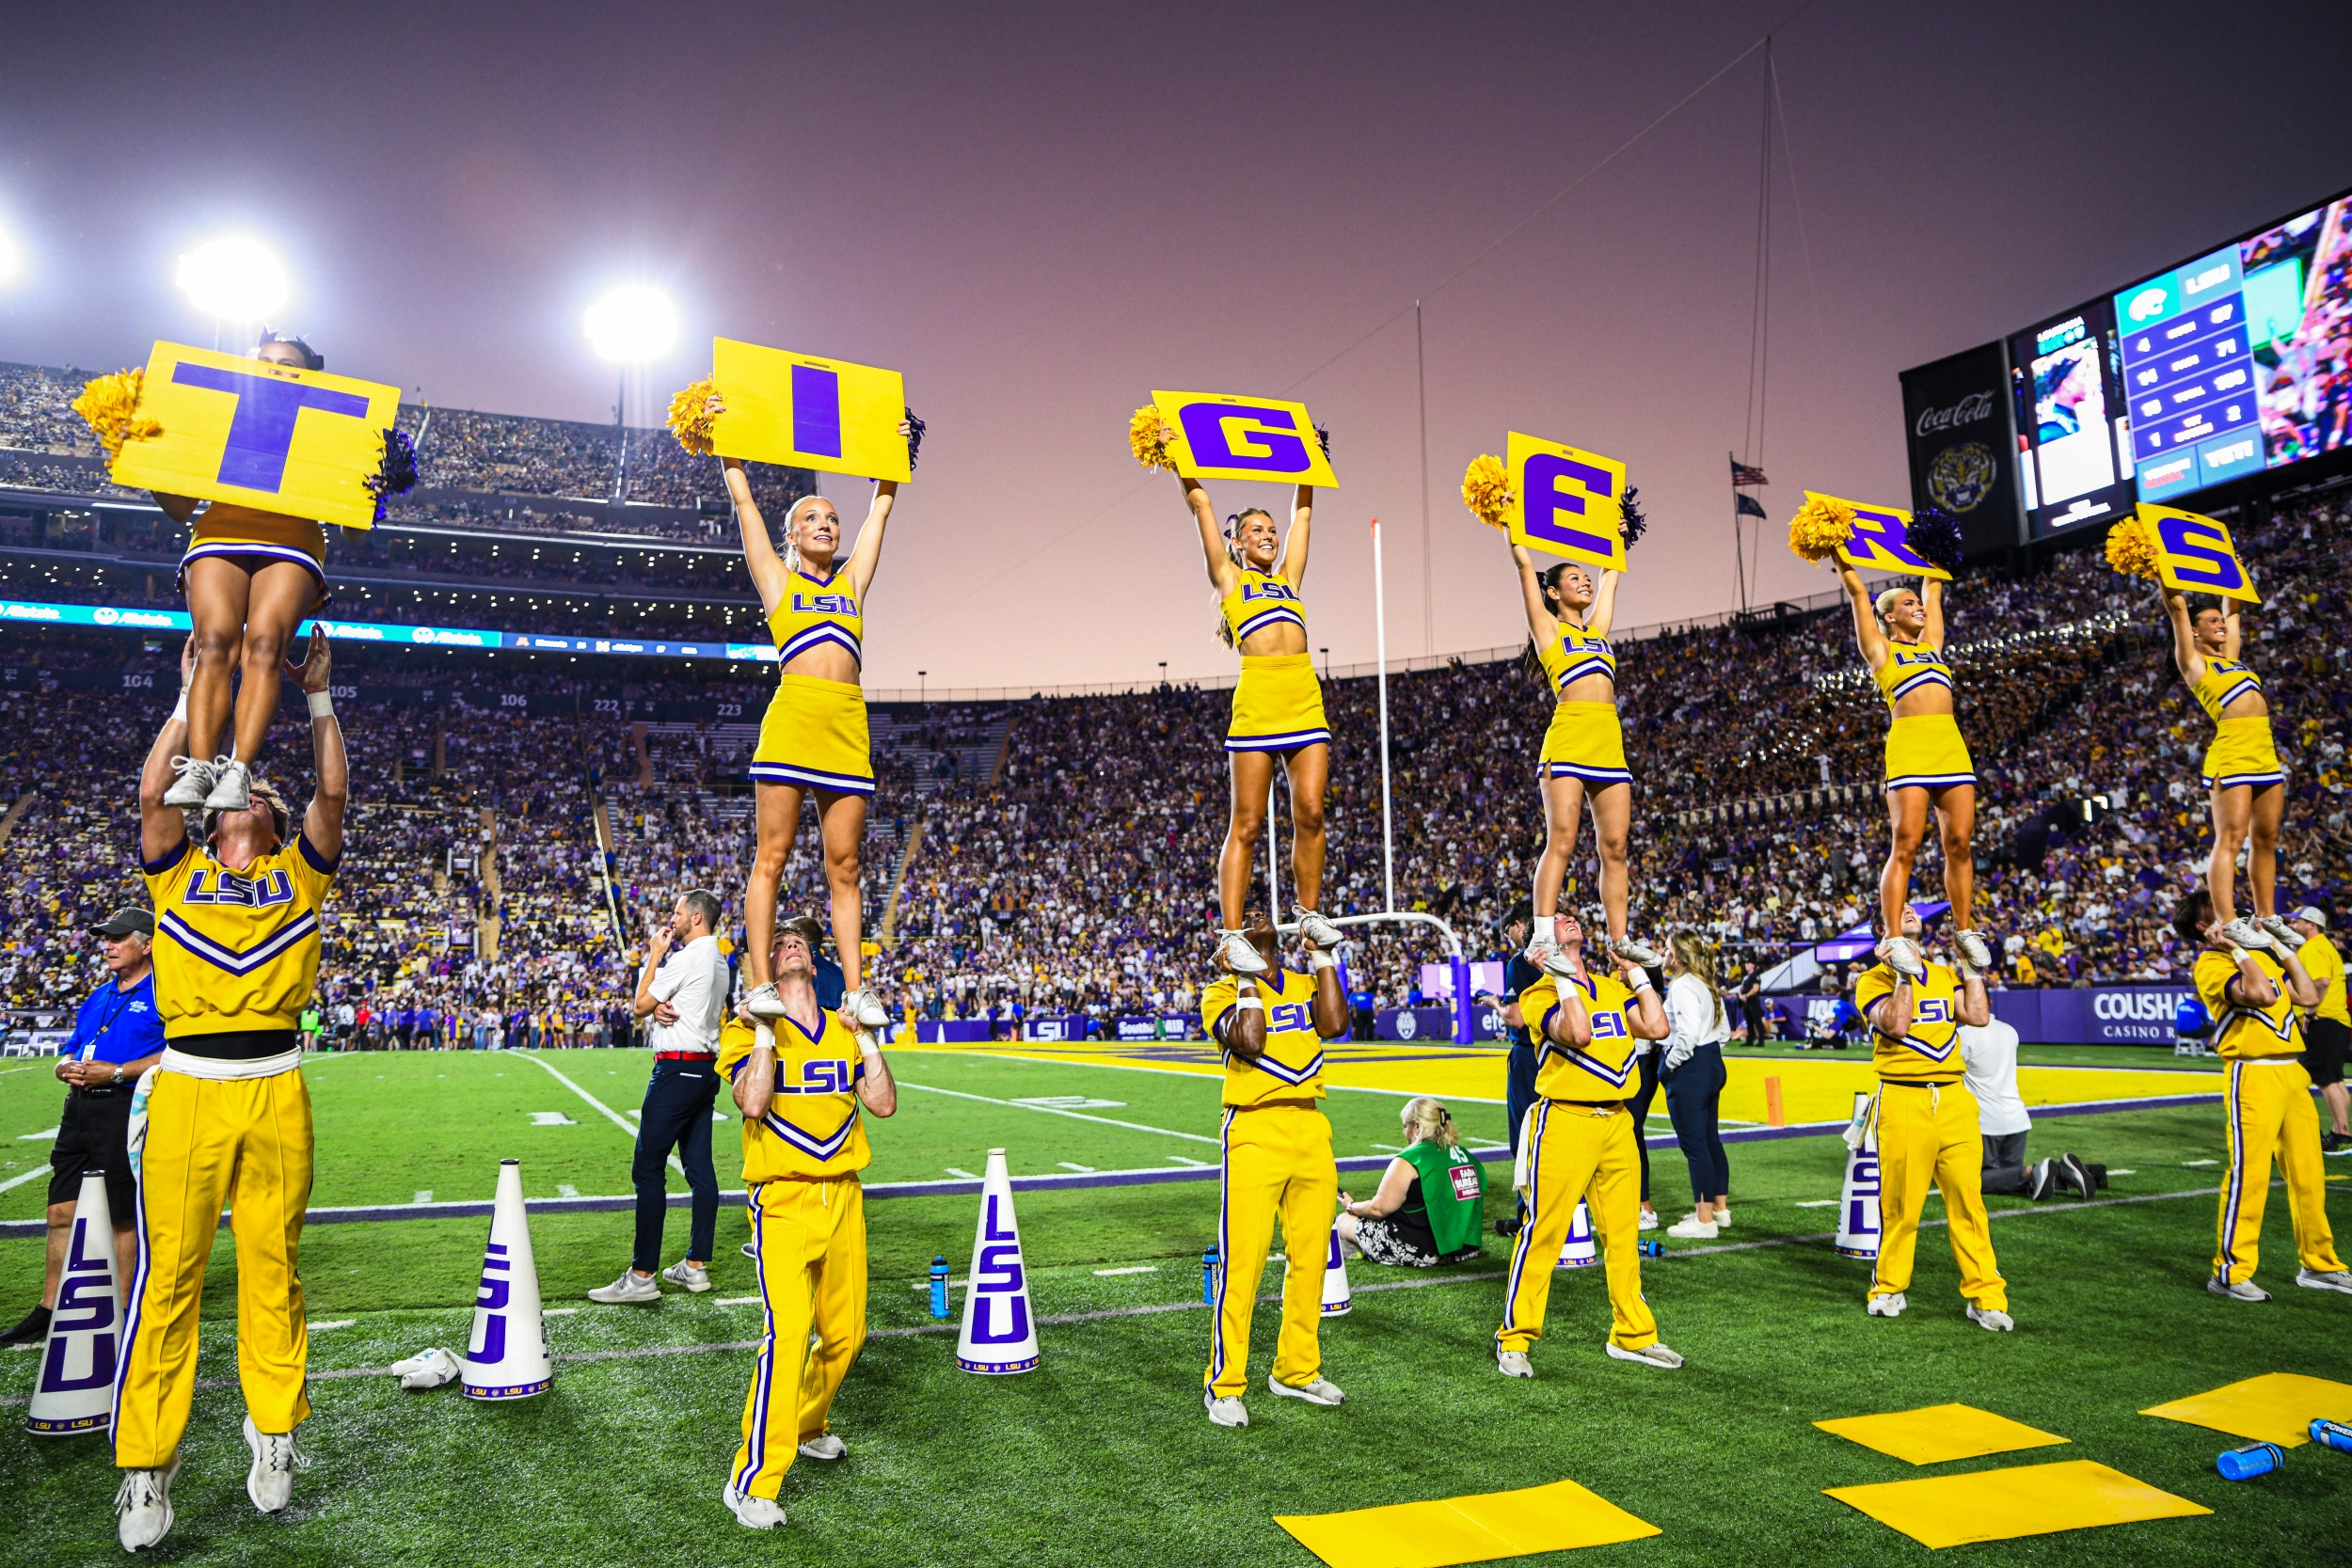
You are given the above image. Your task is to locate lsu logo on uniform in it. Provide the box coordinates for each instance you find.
[1504,430,1627,573]
[1149,391,1340,488]
[182,867,295,908]
[1268,1003,1311,1034]
[786,1057,861,1095]
[1239,579,1298,606]
[2143,503,2261,603]
[791,591,858,617]
[1806,491,1950,580]
[1915,997,1950,1024]
[1589,1010,1628,1039]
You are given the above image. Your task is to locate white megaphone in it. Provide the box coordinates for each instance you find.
[1558,1197,1599,1269]
[1319,1222,1353,1315]
[1836,1091,1881,1259]
[462,1160,551,1399]
[956,1148,1039,1373]
[26,1170,122,1436]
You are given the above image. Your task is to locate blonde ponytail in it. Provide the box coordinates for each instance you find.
[1401,1095,1460,1148]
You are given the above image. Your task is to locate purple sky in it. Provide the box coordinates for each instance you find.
[1,2,2345,689]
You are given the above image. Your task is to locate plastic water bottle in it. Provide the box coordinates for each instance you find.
[928,1255,950,1320]
[2312,1418,2352,1453]
[1201,1246,1219,1304]
[1637,1240,1664,1259]
[2217,1442,2283,1481]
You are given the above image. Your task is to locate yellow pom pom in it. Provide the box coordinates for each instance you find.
[666,378,719,456]
[1787,495,1853,563]
[1460,454,1511,531]
[70,369,161,462]
[2104,515,2161,580]
[1130,404,1174,472]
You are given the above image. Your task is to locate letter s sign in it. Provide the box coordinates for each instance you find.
[2146,504,2260,603]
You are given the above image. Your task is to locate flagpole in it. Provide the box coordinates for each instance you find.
[1372,516,1395,913]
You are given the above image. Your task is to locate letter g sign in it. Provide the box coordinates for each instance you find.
[1150,390,1339,487]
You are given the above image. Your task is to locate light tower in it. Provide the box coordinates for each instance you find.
[583,285,677,506]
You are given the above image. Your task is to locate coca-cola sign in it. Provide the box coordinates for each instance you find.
[1915,390,1995,437]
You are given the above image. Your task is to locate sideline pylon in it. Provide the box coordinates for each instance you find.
[26,1170,120,1436]
[462,1159,551,1399]
[956,1148,1039,1373]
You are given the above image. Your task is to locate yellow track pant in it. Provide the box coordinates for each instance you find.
[1870,1081,2005,1309]
[112,1068,313,1469]
[2216,1059,2344,1285]
[731,1174,867,1500]
[1498,1100,1657,1354]
[1206,1101,1335,1399]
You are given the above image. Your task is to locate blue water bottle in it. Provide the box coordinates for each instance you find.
[2217,1442,2283,1481]
[2312,1418,2352,1453]
[1637,1239,1663,1259]
[928,1255,950,1320]
[1202,1246,1220,1304]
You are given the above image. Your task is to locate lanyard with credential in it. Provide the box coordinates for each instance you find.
[80,982,145,1062]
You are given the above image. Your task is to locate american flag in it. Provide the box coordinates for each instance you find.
[1729,455,1769,486]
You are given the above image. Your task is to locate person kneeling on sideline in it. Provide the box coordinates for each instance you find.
[719,915,896,1530]
[1338,1098,1485,1267]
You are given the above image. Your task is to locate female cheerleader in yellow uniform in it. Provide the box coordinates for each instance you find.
[1836,561,1994,980]
[149,333,334,816]
[1181,476,1343,973]
[1509,543,1661,967]
[2164,589,2299,952]
[723,453,905,1027]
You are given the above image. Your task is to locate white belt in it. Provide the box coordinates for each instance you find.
[2245,1057,2303,1067]
[160,1045,303,1082]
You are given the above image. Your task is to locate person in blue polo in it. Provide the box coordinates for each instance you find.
[1,908,168,1345]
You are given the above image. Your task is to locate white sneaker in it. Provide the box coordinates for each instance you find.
[2260,914,2303,950]
[202,757,252,813]
[242,1415,303,1513]
[116,1458,181,1551]
[1966,1305,2015,1332]
[798,1433,847,1460]
[723,1484,787,1529]
[1218,930,1268,975]
[1495,1348,1534,1379]
[1954,929,1994,971]
[1269,1374,1345,1406]
[1613,936,1665,967]
[2219,918,2275,951]
[587,1268,661,1305]
[2209,1276,2271,1302]
[1877,937,1927,980]
[2297,1268,2352,1294]
[1293,906,1344,948]
[1637,1210,1660,1231]
[1666,1217,1718,1240]
[743,981,787,1020]
[1204,1391,1249,1427]
[840,988,890,1030]
[1867,1291,1907,1317]
[661,1260,711,1293]
[1606,1340,1683,1369]
[1711,1207,1731,1227]
[740,1242,758,1261]
[160,755,216,809]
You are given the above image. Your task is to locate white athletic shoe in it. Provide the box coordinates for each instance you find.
[2207,1276,2271,1302]
[1867,1291,1907,1318]
[1204,1392,1249,1427]
[1217,929,1269,975]
[243,1415,303,1513]
[840,988,891,1030]
[1269,1374,1345,1406]
[739,1242,758,1261]
[2261,914,2305,950]
[116,1458,181,1551]
[2218,918,2275,951]
[1294,906,1344,948]
[742,981,787,1020]
[1954,929,1994,971]
[1606,1340,1683,1369]
[389,1346,462,1390]
[2297,1268,2352,1294]
[587,1268,661,1305]
[1966,1306,2014,1333]
[1665,1217,1718,1240]
[160,755,216,809]
[1877,937,1928,980]
[1711,1207,1731,1227]
[1495,1348,1534,1379]
[798,1433,847,1460]
[1613,936,1665,968]
[202,757,252,813]
[661,1260,711,1293]
[1637,1210,1660,1231]
[723,1484,787,1529]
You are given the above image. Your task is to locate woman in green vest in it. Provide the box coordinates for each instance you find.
[1337,1097,1486,1266]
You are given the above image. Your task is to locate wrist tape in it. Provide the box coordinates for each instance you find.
[308,690,335,719]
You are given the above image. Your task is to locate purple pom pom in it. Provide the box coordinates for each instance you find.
[1314,425,1332,460]
[904,406,927,472]
[367,427,420,522]
[1908,506,1964,573]
[1617,485,1647,549]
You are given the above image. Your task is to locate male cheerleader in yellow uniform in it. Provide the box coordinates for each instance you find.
[1855,905,2009,1329]
[1200,909,1349,1426]
[2178,889,2352,1300]
[1497,912,1681,1376]
[719,915,898,1528]
[114,628,346,1551]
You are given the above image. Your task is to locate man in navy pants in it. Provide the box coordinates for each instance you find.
[591,889,732,1303]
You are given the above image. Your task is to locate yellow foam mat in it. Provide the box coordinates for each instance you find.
[1814,1402,2069,1465]
[2140,1371,2352,1448]
[1275,1479,1660,1568]
[1825,1459,2208,1548]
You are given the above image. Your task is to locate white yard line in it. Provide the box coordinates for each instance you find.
[894,1079,1221,1144]
[0,1165,51,1195]
[516,1052,682,1176]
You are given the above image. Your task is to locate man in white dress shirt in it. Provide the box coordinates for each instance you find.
[1958,1015,2088,1201]
[591,890,734,1303]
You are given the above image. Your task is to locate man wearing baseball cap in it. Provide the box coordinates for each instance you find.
[0,909,167,1347]
[2292,907,2349,1151]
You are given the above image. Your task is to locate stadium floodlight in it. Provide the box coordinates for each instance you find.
[175,237,288,322]
[583,285,676,363]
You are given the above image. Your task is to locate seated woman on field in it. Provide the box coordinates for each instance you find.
[1337,1097,1486,1267]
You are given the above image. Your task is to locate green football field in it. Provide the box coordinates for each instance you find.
[2,1047,2349,1566]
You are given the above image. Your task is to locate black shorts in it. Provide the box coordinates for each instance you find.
[48,1088,135,1222]
[2305,1017,2350,1089]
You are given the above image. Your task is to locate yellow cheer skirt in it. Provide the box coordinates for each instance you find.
[1227,653,1329,754]
[178,507,330,605]
[751,673,873,796]
[1883,713,1975,793]
[1538,700,1631,785]
[2202,715,2284,791]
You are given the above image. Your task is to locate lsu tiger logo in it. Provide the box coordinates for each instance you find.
[1927,442,1996,514]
